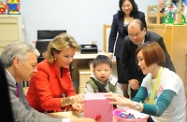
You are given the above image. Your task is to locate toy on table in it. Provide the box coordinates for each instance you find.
[113,107,149,122]
[84,93,113,122]
[6,0,20,14]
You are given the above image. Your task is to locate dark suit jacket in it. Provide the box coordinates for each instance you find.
[108,11,147,57]
[0,60,14,122]
[120,31,175,84]
[5,70,62,122]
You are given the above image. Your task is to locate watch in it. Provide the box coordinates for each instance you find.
[134,102,140,111]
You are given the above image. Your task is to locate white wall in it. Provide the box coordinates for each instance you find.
[20,0,157,51]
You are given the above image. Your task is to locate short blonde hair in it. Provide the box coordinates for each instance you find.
[44,33,79,63]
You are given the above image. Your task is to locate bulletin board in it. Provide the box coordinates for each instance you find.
[103,24,116,63]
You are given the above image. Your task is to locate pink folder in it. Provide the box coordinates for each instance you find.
[84,93,113,122]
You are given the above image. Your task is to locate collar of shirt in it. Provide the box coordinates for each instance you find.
[138,39,145,47]
[141,39,145,45]
[5,69,16,85]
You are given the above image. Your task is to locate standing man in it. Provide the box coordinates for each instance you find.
[0,42,95,122]
[120,19,175,99]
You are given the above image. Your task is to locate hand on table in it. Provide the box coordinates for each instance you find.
[71,103,83,113]
[70,94,84,103]
[69,94,84,113]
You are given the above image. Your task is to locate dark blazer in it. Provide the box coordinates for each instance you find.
[120,31,175,84]
[108,11,147,57]
[0,60,14,122]
[5,70,62,122]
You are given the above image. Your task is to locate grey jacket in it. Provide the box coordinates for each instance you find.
[5,70,62,122]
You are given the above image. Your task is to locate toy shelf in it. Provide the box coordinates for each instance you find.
[147,4,165,24]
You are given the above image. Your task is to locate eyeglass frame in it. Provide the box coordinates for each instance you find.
[128,30,144,38]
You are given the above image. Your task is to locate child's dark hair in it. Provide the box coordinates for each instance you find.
[92,55,112,68]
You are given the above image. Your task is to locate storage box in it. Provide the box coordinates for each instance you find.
[84,93,113,122]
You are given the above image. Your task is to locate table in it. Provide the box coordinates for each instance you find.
[47,111,117,122]
[47,111,83,119]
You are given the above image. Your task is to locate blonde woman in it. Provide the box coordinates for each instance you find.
[27,33,83,113]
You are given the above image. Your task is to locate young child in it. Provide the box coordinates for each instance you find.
[85,55,123,94]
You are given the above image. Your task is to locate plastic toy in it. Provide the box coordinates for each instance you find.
[163,11,186,23]
[113,108,149,122]
[0,1,6,14]
[6,0,20,14]
[160,0,187,24]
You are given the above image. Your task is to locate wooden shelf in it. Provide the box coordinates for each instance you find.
[147,4,165,24]
[0,15,25,54]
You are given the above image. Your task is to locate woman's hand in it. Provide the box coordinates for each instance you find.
[69,94,84,113]
[69,94,84,103]
[104,92,130,107]
[106,52,113,59]
[61,94,84,108]
[71,103,83,113]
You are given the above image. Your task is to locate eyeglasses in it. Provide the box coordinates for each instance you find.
[128,31,143,38]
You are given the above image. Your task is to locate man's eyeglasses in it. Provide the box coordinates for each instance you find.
[128,31,143,38]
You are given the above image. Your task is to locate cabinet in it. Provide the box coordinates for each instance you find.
[78,68,92,94]
[0,15,25,54]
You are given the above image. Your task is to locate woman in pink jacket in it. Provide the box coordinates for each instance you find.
[26,33,83,113]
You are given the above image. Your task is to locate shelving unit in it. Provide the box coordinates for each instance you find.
[0,15,25,54]
[147,4,165,24]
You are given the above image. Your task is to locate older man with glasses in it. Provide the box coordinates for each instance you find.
[120,19,175,99]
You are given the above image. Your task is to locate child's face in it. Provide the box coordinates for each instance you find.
[93,63,112,83]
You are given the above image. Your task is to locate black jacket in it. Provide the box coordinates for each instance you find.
[120,31,175,84]
[108,11,147,57]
